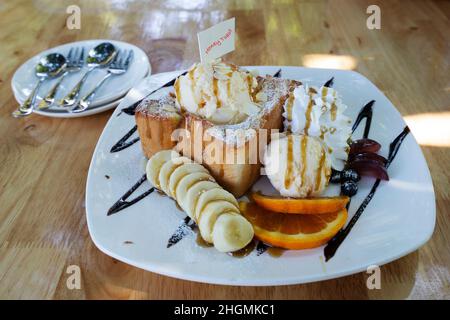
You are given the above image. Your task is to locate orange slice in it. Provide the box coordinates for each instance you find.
[240,202,347,250]
[251,192,349,215]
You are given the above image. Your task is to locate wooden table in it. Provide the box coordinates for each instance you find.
[0,0,449,299]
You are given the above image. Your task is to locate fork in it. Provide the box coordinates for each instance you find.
[38,47,84,109]
[72,49,133,113]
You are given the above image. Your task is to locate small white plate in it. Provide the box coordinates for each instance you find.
[86,67,435,286]
[11,39,150,112]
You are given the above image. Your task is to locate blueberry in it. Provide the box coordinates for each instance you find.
[329,169,342,183]
[341,181,358,197]
[341,169,360,182]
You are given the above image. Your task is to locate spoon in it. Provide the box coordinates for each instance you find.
[37,47,85,110]
[12,53,67,118]
[60,42,116,107]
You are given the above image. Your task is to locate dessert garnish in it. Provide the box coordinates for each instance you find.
[349,138,381,153]
[264,134,331,198]
[240,202,348,250]
[329,137,390,196]
[283,84,352,170]
[341,180,358,197]
[174,58,266,124]
[146,149,254,253]
[347,139,389,181]
[251,192,349,214]
[324,99,411,260]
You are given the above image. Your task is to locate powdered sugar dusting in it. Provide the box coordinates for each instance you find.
[136,89,181,118]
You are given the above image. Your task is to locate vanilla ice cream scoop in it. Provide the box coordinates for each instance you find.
[283,84,352,170]
[264,134,331,198]
[174,59,265,124]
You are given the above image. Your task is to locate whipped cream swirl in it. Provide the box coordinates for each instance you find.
[283,84,352,170]
[174,59,265,124]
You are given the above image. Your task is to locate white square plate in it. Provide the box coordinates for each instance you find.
[86,67,435,286]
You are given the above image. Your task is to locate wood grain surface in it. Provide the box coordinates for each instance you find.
[0,0,449,299]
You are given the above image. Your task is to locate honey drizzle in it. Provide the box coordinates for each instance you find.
[286,94,295,132]
[174,79,181,107]
[304,98,314,135]
[175,201,184,212]
[213,77,221,108]
[315,149,326,191]
[246,74,252,89]
[319,126,327,140]
[246,74,254,99]
[229,239,256,258]
[196,233,213,248]
[218,166,225,178]
[188,69,195,81]
[300,136,308,188]
[284,135,294,189]
[251,82,262,102]
[267,247,285,257]
[322,86,328,104]
[156,189,166,196]
[330,91,337,121]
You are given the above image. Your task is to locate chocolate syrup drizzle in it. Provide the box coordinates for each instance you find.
[256,241,269,255]
[324,77,334,88]
[351,100,375,139]
[273,69,282,78]
[110,125,140,153]
[167,217,196,248]
[324,112,410,261]
[118,71,188,116]
[107,174,154,216]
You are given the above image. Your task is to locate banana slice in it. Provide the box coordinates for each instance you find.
[212,213,254,252]
[194,188,238,221]
[168,163,209,198]
[175,172,215,217]
[182,181,221,218]
[158,156,192,195]
[146,150,179,188]
[147,150,255,253]
[198,200,240,243]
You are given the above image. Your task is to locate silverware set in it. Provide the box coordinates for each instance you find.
[12,42,134,117]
